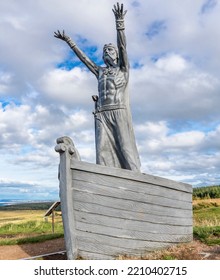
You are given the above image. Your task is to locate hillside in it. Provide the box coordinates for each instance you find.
[0,201,60,211]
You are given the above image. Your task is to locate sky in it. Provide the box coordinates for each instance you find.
[1,0,220,201]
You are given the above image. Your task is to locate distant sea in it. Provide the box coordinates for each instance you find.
[0,199,53,207]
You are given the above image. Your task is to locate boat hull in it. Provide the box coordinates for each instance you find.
[55,136,192,260]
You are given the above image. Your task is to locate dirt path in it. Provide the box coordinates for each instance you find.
[0,238,65,260]
[0,238,220,260]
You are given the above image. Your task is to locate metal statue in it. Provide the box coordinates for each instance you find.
[54,3,141,171]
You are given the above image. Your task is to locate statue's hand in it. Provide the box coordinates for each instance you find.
[54,30,70,42]
[112,2,127,20]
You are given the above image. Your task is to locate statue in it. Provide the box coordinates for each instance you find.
[54,3,141,172]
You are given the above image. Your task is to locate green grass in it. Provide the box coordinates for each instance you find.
[193,200,220,246]
[0,209,64,246]
[193,226,220,245]
[0,233,64,246]
[0,220,63,235]
[193,203,220,227]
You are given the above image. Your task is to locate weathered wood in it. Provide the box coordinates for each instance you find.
[76,222,192,243]
[77,242,162,258]
[56,138,193,260]
[71,159,192,193]
[78,251,114,260]
[77,231,180,250]
[74,201,192,226]
[55,136,80,259]
[73,180,191,210]
[73,190,192,218]
[75,211,191,235]
[77,239,152,257]
[44,201,61,217]
[73,171,191,202]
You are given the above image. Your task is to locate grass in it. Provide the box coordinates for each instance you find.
[0,209,63,246]
[193,226,220,246]
[0,210,47,225]
[193,198,220,227]
[117,241,207,260]
[192,198,220,247]
[1,233,64,246]
[0,219,63,235]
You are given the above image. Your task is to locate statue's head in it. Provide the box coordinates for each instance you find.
[103,43,118,67]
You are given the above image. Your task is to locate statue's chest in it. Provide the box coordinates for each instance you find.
[98,68,125,89]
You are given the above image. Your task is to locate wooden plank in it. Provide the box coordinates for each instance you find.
[73,180,191,210]
[78,238,176,258]
[77,239,153,257]
[73,171,191,202]
[78,250,153,260]
[76,222,192,243]
[44,201,60,217]
[73,190,192,218]
[75,211,192,235]
[76,231,174,251]
[78,251,115,260]
[74,201,192,226]
[71,159,192,193]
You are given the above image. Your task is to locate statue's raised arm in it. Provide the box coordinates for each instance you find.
[54,30,99,77]
[112,3,128,71]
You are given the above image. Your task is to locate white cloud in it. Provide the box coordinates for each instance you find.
[137,120,220,186]
[130,53,220,121]
[155,54,188,73]
[163,131,205,149]
[40,67,97,107]
[137,121,205,154]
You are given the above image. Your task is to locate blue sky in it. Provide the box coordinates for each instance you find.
[1,0,220,201]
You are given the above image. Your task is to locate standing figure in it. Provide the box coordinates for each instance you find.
[54,3,141,171]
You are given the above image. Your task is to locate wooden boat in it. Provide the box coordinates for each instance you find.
[55,136,192,260]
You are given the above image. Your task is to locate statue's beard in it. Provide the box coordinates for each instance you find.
[104,54,117,67]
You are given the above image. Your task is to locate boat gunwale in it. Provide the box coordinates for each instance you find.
[70,159,192,194]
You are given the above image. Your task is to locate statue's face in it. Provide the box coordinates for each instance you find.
[103,44,118,66]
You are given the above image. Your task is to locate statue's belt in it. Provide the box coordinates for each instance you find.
[94,104,126,114]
